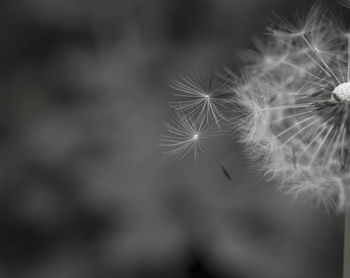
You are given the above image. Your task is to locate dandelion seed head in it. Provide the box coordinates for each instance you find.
[232,3,350,210]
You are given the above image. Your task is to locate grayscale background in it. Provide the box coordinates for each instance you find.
[0,0,344,277]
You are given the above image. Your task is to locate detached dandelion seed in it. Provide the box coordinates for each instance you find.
[160,112,219,161]
[170,73,232,127]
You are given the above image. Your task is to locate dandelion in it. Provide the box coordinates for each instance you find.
[231,3,350,211]
[163,2,350,208]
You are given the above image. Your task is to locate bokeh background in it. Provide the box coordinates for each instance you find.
[0,0,345,277]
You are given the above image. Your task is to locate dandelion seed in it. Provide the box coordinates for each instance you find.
[268,2,326,39]
[170,72,232,127]
[160,112,219,161]
[220,165,232,181]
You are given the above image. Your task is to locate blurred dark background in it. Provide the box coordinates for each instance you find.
[0,0,345,277]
